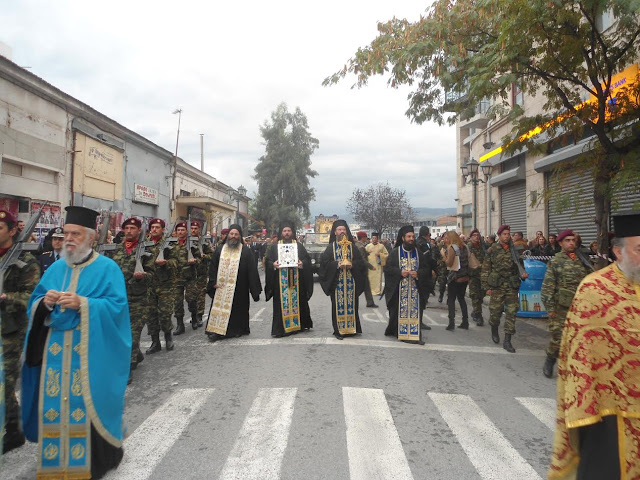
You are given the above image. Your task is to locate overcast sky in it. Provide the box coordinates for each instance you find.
[2,0,456,217]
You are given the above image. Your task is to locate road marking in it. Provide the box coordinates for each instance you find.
[374,308,389,322]
[343,387,414,480]
[209,337,546,356]
[422,311,446,326]
[361,312,386,323]
[429,393,542,480]
[219,388,297,480]
[105,388,214,480]
[516,397,556,430]
[250,307,265,322]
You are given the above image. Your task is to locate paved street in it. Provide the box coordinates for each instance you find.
[4,271,557,480]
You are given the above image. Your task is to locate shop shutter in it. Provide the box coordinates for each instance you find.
[609,182,640,230]
[499,181,527,234]
[546,170,598,243]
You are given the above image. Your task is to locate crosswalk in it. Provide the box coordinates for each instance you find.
[2,387,555,480]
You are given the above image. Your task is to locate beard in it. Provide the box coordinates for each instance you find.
[62,238,93,265]
[402,241,415,250]
[227,238,240,248]
[618,251,640,284]
[336,233,346,242]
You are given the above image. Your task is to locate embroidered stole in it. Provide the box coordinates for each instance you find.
[278,240,301,333]
[398,247,420,341]
[39,261,92,479]
[333,241,356,335]
[206,244,242,336]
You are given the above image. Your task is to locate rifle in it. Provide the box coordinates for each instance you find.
[197,221,209,256]
[576,247,596,272]
[133,223,152,275]
[156,221,176,262]
[186,214,195,262]
[96,213,116,255]
[508,240,527,278]
[0,202,47,295]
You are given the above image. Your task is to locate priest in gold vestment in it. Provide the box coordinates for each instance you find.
[549,211,640,480]
[365,233,388,296]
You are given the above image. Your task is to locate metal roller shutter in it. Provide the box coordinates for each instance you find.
[500,182,527,234]
[546,170,598,243]
[610,182,640,230]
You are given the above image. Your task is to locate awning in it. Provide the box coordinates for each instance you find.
[175,196,235,213]
[533,136,595,172]
[489,165,525,187]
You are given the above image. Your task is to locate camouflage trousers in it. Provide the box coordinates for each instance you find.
[468,273,486,317]
[128,296,148,362]
[488,287,519,335]
[547,307,569,358]
[2,331,25,425]
[437,266,447,295]
[196,273,208,316]
[148,282,175,336]
[174,278,198,318]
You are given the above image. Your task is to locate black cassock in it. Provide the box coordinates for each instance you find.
[318,242,367,336]
[206,244,262,338]
[264,241,314,336]
[383,246,433,338]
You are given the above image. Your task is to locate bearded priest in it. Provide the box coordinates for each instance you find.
[205,224,262,342]
[264,221,314,337]
[318,220,367,340]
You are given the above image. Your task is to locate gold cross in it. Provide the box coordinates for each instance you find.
[338,236,352,267]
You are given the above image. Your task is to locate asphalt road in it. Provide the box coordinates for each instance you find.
[4,269,557,480]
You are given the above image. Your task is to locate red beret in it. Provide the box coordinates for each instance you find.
[191,220,201,228]
[149,218,165,228]
[470,229,480,236]
[221,228,229,235]
[497,225,510,235]
[176,222,188,230]
[121,217,142,229]
[556,229,575,242]
[0,210,16,225]
[356,231,367,239]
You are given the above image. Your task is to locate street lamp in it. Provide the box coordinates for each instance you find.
[461,158,493,233]
[236,185,246,227]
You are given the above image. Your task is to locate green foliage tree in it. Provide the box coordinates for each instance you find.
[347,183,415,236]
[253,103,319,233]
[324,0,640,255]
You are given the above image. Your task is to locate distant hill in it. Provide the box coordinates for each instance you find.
[309,206,456,224]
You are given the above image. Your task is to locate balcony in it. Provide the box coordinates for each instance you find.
[443,89,469,112]
[459,99,490,130]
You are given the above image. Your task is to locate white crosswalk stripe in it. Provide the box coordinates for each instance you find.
[219,387,297,480]
[516,397,557,430]
[429,392,543,480]
[104,388,214,480]
[343,387,414,480]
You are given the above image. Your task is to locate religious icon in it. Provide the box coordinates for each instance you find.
[277,242,298,268]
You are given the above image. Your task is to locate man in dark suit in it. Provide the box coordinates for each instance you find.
[38,227,64,274]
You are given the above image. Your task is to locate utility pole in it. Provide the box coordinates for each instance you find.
[170,108,182,220]
[200,134,204,172]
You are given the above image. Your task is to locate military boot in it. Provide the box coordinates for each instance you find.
[136,346,145,364]
[164,331,175,351]
[438,292,444,303]
[190,312,199,330]
[543,355,556,378]
[2,420,25,454]
[503,334,516,353]
[476,314,484,327]
[173,317,186,335]
[445,319,455,331]
[458,318,469,329]
[196,314,204,328]
[491,324,500,344]
[146,334,162,355]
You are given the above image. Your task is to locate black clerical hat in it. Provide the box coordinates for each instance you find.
[395,225,414,248]
[65,206,99,229]
[612,211,640,238]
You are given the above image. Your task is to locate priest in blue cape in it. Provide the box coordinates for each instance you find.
[383,225,432,345]
[21,206,131,479]
[318,220,367,340]
[264,221,314,337]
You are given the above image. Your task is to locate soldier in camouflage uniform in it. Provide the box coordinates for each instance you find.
[540,229,592,378]
[191,221,214,327]
[0,209,40,453]
[467,229,487,326]
[111,217,154,381]
[172,221,200,334]
[481,225,529,353]
[146,218,177,354]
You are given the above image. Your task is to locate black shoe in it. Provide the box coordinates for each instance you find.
[458,321,469,330]
[366,303,379,308]
[191,313,199,330]
[2,422,25,454]
[417,339,426,345]
[207,333,219,343]
[420,322,431,330]
[491,325,500,344]
[438,293,444,303]
[146,334,162,355]
[196,315,204,328]
[164,331,175,351]
[136,349,144,364]
[173,318,186,336]
[543,355,556,378]
[476,315,484,327]
[445,321,455,331]
[334,332,344,340]
[503,334,516,353]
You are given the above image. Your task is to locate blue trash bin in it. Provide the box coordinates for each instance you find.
[518,259,548,317]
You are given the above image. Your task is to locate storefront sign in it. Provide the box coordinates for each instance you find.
[134,183,159,205]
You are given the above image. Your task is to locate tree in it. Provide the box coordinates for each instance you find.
[324,0,640,255]
[347,183,415,236]
[253,103,319,233]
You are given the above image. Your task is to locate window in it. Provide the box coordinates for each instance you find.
[512,83,524,107]
[179,189,191,197]
[1,160,22,176]
[596,9,614,32]
[462,204,473,231]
